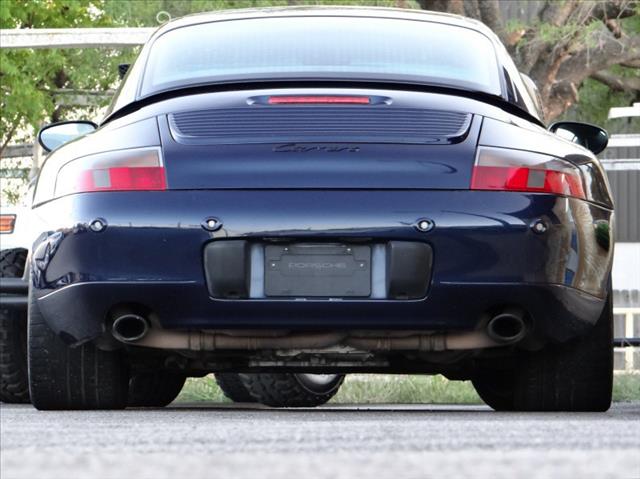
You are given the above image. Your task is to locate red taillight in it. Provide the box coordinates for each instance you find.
[268,96,370,105]
[74,167,166,193]
[55,147,166,197]
[471,147,586,199]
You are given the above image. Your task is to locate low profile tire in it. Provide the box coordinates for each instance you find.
[513,287,613,412]
[471,370,516,412]
[0,249,30,404]
[128,371,186,407]
[239,373,345,407]
[28,292,129,410]
[215,373,256,403]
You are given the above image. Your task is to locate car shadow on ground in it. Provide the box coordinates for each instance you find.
[2,402,638,416]
[160,402,639,416]
[166,402,491,412]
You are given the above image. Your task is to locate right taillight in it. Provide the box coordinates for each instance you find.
[471,146,586,199]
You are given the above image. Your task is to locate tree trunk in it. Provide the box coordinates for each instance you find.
[417,0,640,121]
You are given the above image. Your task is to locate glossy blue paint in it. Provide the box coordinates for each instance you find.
[159,114,481,190]
[29,10,615,357]
[31,189,612,344]
[35,88,611,206]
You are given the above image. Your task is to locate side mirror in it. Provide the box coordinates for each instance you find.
[38,121,97,152]
[118,63,130,80]
[549,121,608,155]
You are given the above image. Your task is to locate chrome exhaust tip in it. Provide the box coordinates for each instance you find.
[487,309,527,343]
[112,314,149,342]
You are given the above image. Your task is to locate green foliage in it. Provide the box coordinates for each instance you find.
[562,67,640,132]
[177,374,483,404]
[537,22,579,44]
[504,18,526,34]
[330,374,482,404]
[565,13,640,132]
[0,0,138,151]
[103,0,416,27]
[612,373,640,402]
[177,373,640,404]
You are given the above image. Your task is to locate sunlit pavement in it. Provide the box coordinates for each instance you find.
[1,402,639,479]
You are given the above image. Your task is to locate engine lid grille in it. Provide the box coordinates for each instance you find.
[168,107,472,145]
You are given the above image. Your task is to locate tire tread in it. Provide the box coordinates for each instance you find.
[513,289,613,412]
[28,292,129,410]
[0,249,29,403]
[239,373,344,407]
[215,373,255,403]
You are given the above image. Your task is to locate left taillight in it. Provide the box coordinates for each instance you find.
[471,146,586,200]
[0,214,16,234]
[54,147,166,198]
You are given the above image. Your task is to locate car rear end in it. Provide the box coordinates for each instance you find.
[32,87,612,343]
[26,9,615,411]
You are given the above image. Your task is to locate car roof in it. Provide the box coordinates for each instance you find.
[153,6,496,40]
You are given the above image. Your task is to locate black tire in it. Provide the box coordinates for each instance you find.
[513,289,613,411]
[28,292,129,410]
[239,373,345,407]
[128,371,186,407]
[0,249,30,403]
[0,249,27,277]
[215,373,256,403]
[471,370,516,411]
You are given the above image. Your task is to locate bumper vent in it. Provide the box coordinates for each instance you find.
[168,107,471,145]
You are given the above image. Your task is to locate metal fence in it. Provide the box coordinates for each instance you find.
[601,134,640,243]
[614,307,640,372]
[606,168,640,242]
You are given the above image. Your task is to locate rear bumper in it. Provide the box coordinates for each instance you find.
[37,280,604,345]
[30,190,613,345]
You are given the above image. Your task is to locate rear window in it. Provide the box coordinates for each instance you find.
[141,16,501,97]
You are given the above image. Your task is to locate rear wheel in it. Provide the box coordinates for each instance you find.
[513,288,613,411]
[239,373,344,407]
[28,292,129,410]
[471,370,516,411]
[215,373,256,403]
[475,288,613,412]
[128,371,186,407]
[0,249,30,404]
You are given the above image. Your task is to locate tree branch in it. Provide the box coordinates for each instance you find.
[621,58,640,68]
[591,0,638,20]
[605,18,623,38]
[590,70,640,92]
[540,0,580,25]
[517,0,580,74]
[0,121,19,159]
[478,0,503,37]
[463,0,481,20]
[541,21,640,119]
[417,0,460,13]
[556,24,640,82]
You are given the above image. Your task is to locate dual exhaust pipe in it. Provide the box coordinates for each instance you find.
[111,308,527,351]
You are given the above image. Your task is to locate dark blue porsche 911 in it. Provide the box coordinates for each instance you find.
[22,7,615,411]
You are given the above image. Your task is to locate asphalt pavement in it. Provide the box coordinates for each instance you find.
[1,402,639,479]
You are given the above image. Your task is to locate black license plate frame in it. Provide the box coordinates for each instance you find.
[264,243,371,297]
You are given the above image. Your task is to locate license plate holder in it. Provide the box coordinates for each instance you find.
[264,244,371,297]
